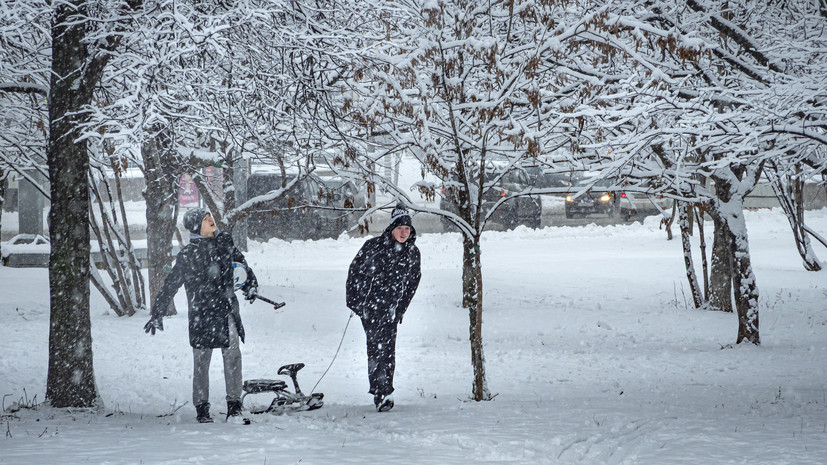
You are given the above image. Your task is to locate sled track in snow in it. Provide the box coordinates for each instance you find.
[556,416,678,464]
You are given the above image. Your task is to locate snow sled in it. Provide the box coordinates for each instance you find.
[242,363,324,414]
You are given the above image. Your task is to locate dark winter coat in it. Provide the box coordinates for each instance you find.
[346,222,421,324]
[152,231,257,349]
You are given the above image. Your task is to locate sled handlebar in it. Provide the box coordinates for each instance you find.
[254,294,286,310]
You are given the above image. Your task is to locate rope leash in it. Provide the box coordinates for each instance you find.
[310,311,355,394]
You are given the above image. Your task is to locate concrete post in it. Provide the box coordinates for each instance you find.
[19,170,46,235]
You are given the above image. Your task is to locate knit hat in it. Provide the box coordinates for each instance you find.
[183,207,210,235]
[389,202,412,229]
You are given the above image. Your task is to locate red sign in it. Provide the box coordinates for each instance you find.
[178,174,199,206]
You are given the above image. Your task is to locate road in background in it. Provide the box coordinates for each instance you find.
[363,194,636,236]
[0,195,654,241]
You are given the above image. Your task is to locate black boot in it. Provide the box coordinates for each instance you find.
[226,400,243,419]
[195,402,213,423]
[374,394,394,412]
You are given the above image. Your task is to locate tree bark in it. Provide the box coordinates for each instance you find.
[462,235,491,401]
[661,201,676,240]
[143,130,180,316]
[705,160,763,345]
[46,1,98,408]
[88,171,145,317]
[110,163,146,309]
[678,202,703,308]
[220,146,237,234]
[709,199,760,344]
[231,155,248,251]
[88,188,130,317]
[695,205,710,300]
[769,168,822,271]
[708,209,734,313]
[727,208,761,345]
[461,236,478,310]
[0,169,6,237]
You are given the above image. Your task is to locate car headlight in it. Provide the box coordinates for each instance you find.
[566,195,573,202]
[599,194,611,202]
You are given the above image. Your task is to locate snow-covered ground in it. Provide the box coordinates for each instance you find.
[2,206,827,464]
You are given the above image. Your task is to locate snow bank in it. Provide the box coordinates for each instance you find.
[2,208,826,464]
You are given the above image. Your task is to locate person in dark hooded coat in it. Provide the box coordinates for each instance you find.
[144,207,258,423]
[346,203,421,412]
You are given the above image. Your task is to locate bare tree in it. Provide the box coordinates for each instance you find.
[567,0,826,344]
[766,162,823,271]
[341,0,625,400]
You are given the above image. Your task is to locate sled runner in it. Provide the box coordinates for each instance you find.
[235,262,317,413]
[242,363,324,414]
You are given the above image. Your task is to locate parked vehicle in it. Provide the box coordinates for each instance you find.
[617,191,673,219]
[565,176,674,220]
[317,176,368,229]
[524,166,580,190]
[1,234,50,267]
[440,169,542,231]
[317,176,366,209]
[246,173,349,241]
[564,177,619,219]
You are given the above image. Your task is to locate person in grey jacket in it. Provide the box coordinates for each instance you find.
[346,203,421,411]
[144,207,257,423]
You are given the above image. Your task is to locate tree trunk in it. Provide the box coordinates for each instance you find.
[88,172,145,317]
[727,208,760,345]
[660,201,676,240]
[88,190,130,317]
[769,169,822,271]
[143,131,180,316]
[232,155,248,251]
[0,169,5,237]
[46,1,98,408]
[678,202,703,308]
[110,162,146,309]
[462,235,491,401]
[708,213,734,313]
[695,205,710,300]
[221,148,237,234]
[709,198,760,344]
[90,264,124,314]
[461,236,478,310]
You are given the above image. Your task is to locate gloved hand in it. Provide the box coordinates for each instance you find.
[243,286,258,302]
[144,316,164,335]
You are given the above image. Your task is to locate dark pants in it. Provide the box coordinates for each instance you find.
[360,314,398,397]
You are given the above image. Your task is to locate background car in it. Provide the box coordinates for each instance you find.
[246,173,349,241]
[617,191,674,220]
[1,233,50,267]
[564,177,619,219]
[524,166,580,190]
[440,169,542,231]
[317,176,366,209]
[317,176,368,228]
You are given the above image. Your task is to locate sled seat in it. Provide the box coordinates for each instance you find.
[278,363,305,378]
[243,379,287,394]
